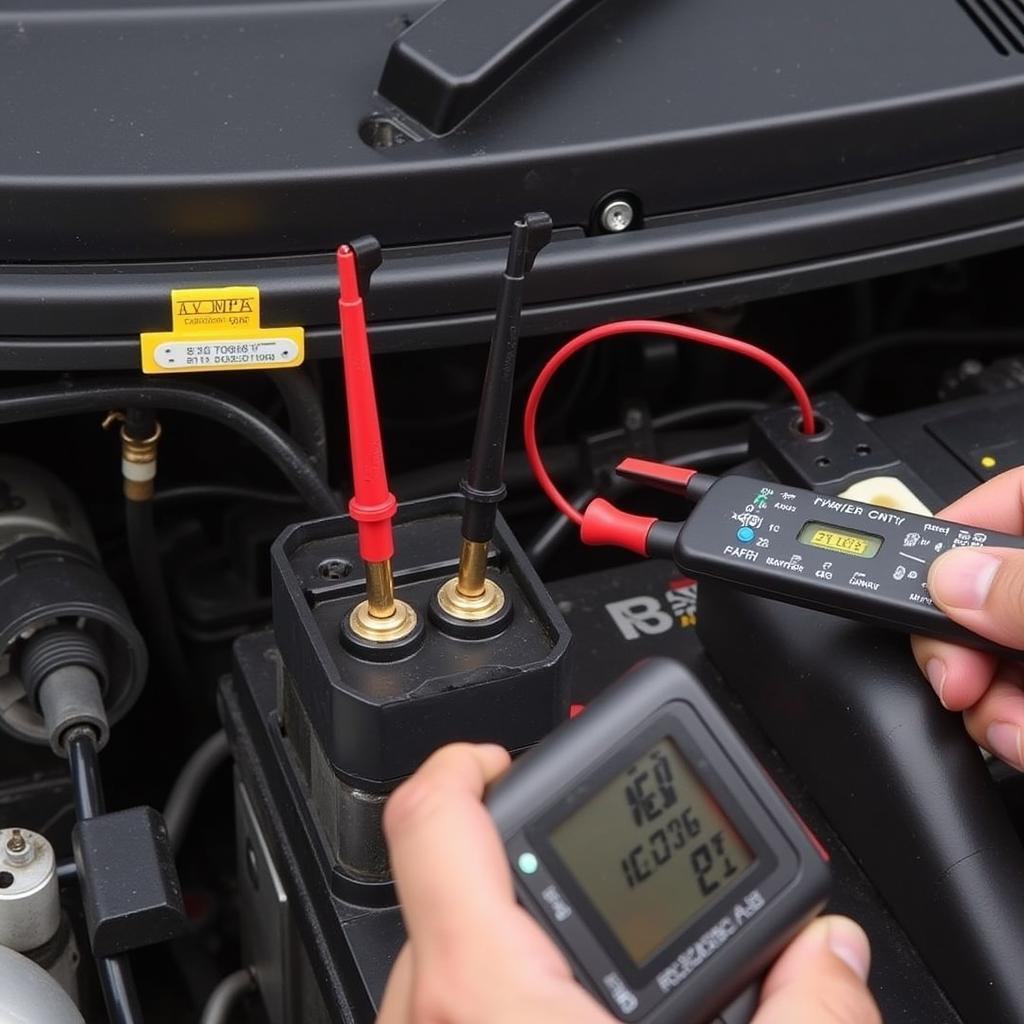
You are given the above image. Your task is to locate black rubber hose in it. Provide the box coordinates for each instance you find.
[153,485,305,507]
[66,727,145,1024]
[97,957,145,1024]
[652,399,769,430]
[0,379,340,518]
[121,408,193,694]
[151,448,580,509]
[266,369,329,482]
[125,497,192,692]
[67,727,106,820]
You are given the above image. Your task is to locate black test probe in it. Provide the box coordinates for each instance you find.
[436,212,553,625]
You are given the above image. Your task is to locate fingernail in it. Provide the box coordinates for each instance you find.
[986,722,1024,769]
[925,658,948,708]
[930,549,1001,610]
[827,917,871,982]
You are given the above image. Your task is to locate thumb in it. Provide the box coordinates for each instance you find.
[929,547,1024,649]
[753,916,879,1024]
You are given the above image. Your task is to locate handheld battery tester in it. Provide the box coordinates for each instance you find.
[485,658,830,1024]
[597,460,1024,659]
[675,476,1024,657]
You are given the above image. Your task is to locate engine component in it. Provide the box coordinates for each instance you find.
[22,627,110,756]
[0,458,147,750]
[0,827,60,953]
[0,827,80,1001]
[0,946,84,1024]
[0,457,96,553]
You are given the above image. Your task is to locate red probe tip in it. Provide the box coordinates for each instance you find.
[580,498,658,557]
[336,245,360,300]
[615,458,698,496]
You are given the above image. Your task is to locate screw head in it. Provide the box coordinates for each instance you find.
[317,558,351,581]
[599,198,635,233]
[3,828,34,867]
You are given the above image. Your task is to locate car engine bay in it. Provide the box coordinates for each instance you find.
[5,2,1024,1022]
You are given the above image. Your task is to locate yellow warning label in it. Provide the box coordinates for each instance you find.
[140,286,304,374]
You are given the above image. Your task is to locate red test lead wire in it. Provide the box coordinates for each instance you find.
[524,319,816,528]
[337,244,397,565]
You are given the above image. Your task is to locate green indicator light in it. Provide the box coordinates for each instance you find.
[518,852,539,875]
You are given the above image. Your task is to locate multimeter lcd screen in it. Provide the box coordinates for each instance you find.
[797,521,883,558]
[548,738,755,966]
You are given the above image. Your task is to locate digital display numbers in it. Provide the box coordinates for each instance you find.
[797,521,882,559]
[548,738,754,965]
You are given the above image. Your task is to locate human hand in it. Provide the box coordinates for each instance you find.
[912,468,1024,769]
[378,743,879,1024]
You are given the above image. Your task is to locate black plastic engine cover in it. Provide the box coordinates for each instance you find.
[7,0,1024,366]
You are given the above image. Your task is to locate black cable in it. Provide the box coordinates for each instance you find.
[652,399,769,430]
[66,727,145,1024]
[266,369,329,482]
[125,497,193,692]
[0,379,340,518]
[526,485,598,567]
[153,485,306,507]
[67,728,106,820]
[151,449,578,509]
[97,956,145,1024]
[121,408,193,694]
[797,329,1024,391]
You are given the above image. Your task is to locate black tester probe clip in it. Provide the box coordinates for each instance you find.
[581,456,1024,660]
[434,211,553,633]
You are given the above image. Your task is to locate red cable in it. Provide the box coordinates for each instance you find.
[524,320,816,525]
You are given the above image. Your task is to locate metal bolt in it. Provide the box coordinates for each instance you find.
[318,558,351,581]
[4,829,34,867]
[599,198,636,233]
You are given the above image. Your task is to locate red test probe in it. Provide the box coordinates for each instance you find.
[336,239,418,644]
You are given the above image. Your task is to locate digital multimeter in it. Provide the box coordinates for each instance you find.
[485,658,830,1024]
[672,475,1024,658]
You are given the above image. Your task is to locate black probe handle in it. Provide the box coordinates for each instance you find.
[674,475,1024,660]
[462,212,552,542]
